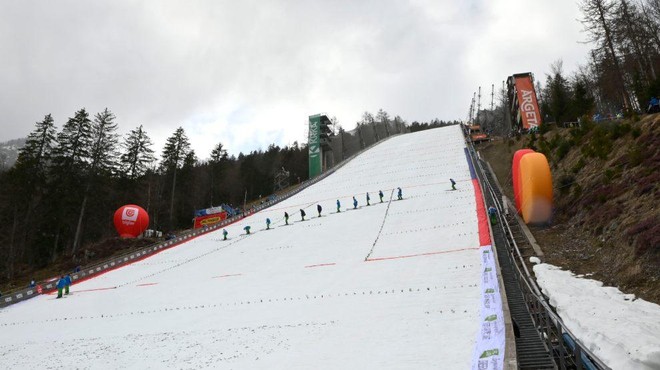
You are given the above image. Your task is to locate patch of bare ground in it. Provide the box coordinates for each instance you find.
[479,114,660,304]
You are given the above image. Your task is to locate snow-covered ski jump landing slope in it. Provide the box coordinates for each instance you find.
[0,126,499,369]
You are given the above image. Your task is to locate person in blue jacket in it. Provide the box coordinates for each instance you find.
[379,190,384,203]
[64,274,72,295]
[222,229,228,240]
[397,187,403,200]
[366,192,371,206]
[488,206,498,225]
[336,200,341,213]
[317,204,322,217]
[450,178,457,190]
[243,225,251,235]
[648,96,660,113]
[353,196,358,209]
[266,218,271,230]
[56,276,66,299]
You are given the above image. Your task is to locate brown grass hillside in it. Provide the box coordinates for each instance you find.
[480,114,660,304]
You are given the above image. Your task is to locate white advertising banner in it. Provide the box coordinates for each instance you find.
[472,245,506,370]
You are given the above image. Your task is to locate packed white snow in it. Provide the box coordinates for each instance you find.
[534,263,660,369]
[0,126,489,369]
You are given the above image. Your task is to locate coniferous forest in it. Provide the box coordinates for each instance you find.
[0,109,311,281]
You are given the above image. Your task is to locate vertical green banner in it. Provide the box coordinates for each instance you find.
[308,114,322,178]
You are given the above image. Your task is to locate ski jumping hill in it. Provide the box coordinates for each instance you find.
[0,126,503,369]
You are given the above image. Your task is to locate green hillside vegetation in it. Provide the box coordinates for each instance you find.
[480,114,659,303]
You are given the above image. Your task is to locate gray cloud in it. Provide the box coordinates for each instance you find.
[0,0,591,157]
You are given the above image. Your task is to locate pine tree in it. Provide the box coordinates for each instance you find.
[88,108,119,176]
[161,127,192,228]
[545,60,572,124]
[209,142,228,206]
[120,125,156,179]
[71,108,120,255]
[52,108,93,170]
[15,114,57,184]
[210,142,228,163]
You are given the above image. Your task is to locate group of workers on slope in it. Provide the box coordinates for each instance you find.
[222,178,459,239]
[221,187,407,239]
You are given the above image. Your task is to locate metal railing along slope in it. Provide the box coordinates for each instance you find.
[468,144,610,370]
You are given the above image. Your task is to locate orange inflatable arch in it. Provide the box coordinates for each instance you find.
[519,153,553,224]
[512,149,535,212]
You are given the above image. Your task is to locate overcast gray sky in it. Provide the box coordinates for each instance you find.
[0,0,590,158]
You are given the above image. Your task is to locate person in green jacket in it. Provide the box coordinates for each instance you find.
[284,212,289,225]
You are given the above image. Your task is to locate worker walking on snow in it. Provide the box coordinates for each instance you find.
[450,178,457,190]
[222,229,228,240]
[284,212,289,225]
[266,218,271,230]
[56,276,66,299]
[300,209,306,221]
[243,225,251,235]
[317,204,322,217]
[64,274,72,295]
[336,200,341,213]
[353,196,358,209]
[397,187,403,200]
[379,190,384,203]
[366,193,371,206]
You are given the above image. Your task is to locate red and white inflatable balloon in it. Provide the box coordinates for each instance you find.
[113,205,150,238]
